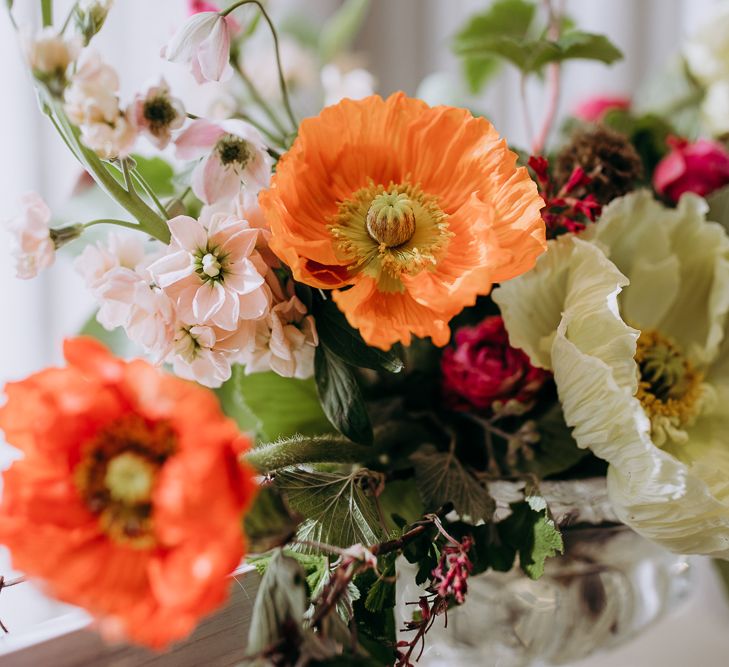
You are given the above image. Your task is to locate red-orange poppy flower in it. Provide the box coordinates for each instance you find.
[0,337,256,649]
[261,93,546,350]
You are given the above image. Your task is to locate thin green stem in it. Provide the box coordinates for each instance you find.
[121,158,136,195]
[236,112,286,147]
[41,0,53,27]
[61,1,79,33]
[83,218,143,231]
[5,5,19,30]
[232,59,288,136]
[46,97,170,242]
[132,169,169,219]
[222,0,298,132]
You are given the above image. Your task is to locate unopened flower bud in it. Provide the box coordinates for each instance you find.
[75,0,114,45]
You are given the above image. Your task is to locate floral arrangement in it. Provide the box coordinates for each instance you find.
[4,0,729,664]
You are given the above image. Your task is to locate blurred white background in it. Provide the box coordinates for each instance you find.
[1,0,729,664]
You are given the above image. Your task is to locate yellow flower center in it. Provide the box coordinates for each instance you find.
[330,182,451,292]
[635,329,706,446]
[75,415,177,548]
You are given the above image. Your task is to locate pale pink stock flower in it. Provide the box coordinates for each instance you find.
[64,51,136,158]
[164,11,234,84]
[75,235,175,359]
[74,232,145,291]
[244,294,318,379]
[175,119,272,204]
[169,322,252,387]
[130,79,186,149]
[24,29,80,90]
[149,213,269,331]
[99,269,176,360]
[8,193,55,279]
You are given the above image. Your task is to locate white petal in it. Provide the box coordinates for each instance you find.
[168,215,207,252]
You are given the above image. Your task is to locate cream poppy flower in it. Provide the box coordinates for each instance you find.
[493,191,729,557]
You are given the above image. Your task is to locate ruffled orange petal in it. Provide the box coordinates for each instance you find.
[262,93,546,348]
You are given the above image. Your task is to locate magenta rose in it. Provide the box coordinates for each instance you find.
[441,316,548,412]
[573,95,630,123]
[654,137,729,202]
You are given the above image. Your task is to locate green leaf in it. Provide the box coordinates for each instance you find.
[378,479,424,532]
[243,484,302,553]
[411,445,495,522]
[247,550,309,655]
[553,31,622,65]
[214,365,260,432]
[499,493,563,579]
[453,0,536,92]
[275,468,386,549]
[524,404,588,477]
[229,365,331,440]
[130,154,175,197]
[363,555,397,613]
[315,346,373,445]
[319,0,370,62]
[314,298,403,373]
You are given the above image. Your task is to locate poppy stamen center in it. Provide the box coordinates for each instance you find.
[75,415,177,548]
[635,329,710,446]
[366,191,417,247]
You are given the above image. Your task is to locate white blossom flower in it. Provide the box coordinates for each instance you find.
[494,191,729,557]
[130,79,185,149]
[164,11,234,84]
[321,63,376,106]
[683,5,729,137]
[175,118,272,205]
[149,213,269,331]
[7,193,55,279]
[244,294,318,379]
[64,51,136,158]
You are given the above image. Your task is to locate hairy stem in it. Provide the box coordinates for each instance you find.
[243,420,431,473]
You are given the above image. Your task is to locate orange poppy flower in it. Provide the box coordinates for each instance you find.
[261,93,546,350]
[0,337,256,649]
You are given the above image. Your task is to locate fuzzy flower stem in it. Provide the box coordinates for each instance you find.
[243,421,430,473]
[221,0,299,132]
[41,0,53,27]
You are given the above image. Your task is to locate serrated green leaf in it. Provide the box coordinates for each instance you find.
[229,365,331,440]
[315,346,373,445]
[499,496,563,579]
[314,297,403,373]
[275,468,386,549]
[247,550,309,655]
[411,445,495,522]
[319,0,370,62]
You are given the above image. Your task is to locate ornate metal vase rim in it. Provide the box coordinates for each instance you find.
[491,476,619,526]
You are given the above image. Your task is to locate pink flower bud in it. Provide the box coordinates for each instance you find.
[441,316,549,412]
[653,137,729,202]
[573,95,630,123]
